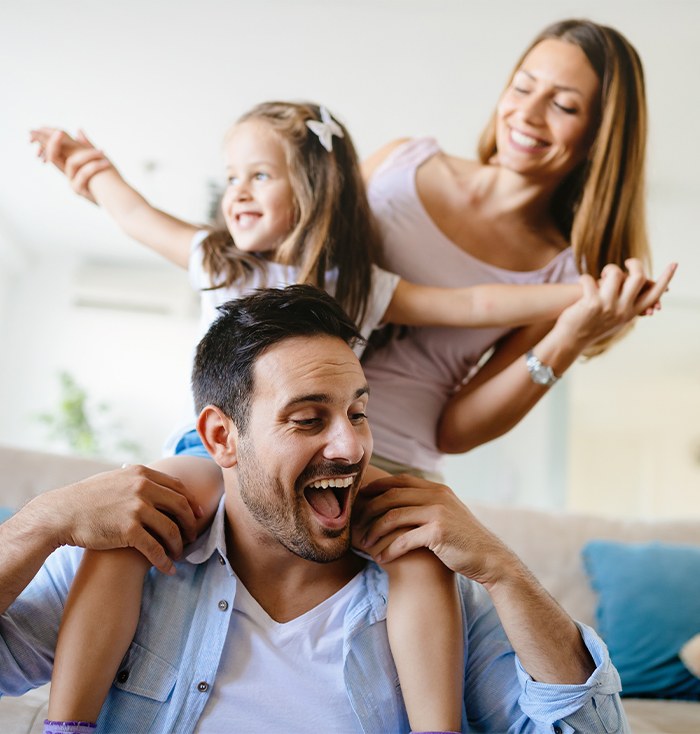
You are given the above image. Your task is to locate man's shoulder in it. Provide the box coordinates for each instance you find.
[40,545,84,584]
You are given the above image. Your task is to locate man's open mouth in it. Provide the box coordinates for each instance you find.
[303,476,355,521]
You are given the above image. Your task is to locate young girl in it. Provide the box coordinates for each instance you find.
[31,102,667,734]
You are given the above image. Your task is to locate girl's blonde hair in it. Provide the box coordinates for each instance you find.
[201,101,381,327]
[478,19,649,355]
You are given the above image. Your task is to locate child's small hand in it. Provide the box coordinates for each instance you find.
[30,128,112,204]
[30,127,83,169]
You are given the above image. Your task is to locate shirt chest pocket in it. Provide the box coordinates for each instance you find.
[98,640,178,731]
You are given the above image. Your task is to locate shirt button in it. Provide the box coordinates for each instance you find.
[197,681,209,692]
[218,600,229,611]
[553,726,563,734]
[116,670,129,683]
[218,555,225,565]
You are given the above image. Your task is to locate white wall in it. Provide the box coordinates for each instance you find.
[443,385,569,509]
[0,255,198,462]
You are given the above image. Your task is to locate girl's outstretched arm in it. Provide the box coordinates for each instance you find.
[384,277,582,328]
[30,128,198,269]
[47,455,223,726]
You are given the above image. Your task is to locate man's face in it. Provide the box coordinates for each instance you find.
[235,334,372,562]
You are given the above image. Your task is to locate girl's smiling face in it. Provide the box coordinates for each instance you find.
[221,120,296,256]
[495,39,600,185]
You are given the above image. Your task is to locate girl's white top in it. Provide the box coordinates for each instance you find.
[190,230,399,348]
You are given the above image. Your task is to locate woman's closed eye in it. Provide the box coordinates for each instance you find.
[553,101,578,114]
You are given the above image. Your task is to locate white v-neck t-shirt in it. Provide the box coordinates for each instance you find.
[195,572,365,733]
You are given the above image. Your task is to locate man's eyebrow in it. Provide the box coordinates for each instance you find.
[284,385,370,409]
[517,68,584,95]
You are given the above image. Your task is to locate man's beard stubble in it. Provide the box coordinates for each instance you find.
[237,438,359,564]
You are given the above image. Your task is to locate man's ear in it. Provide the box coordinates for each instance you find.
[197,406,239,468]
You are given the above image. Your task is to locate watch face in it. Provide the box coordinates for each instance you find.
[526,352,556,386]
[532,366,551,385]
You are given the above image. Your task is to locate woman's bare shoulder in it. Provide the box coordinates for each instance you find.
[419,151,484,197]
[361,138,412,182]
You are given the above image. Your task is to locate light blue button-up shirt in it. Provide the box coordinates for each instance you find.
[1,502,629,733]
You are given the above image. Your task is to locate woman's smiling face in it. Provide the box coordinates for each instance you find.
[495,38,601,184]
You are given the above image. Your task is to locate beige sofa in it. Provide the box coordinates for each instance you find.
[1,443,699,733]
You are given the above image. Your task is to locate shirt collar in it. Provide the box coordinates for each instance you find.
[181,496,389,618]
[184,496,228,565]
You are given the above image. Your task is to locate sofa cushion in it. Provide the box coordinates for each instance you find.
[583,540,700,701]
[469,503,700,630]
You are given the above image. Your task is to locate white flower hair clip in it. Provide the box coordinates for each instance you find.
[306,106,344,152]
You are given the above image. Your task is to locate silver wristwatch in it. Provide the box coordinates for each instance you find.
[525,351,558,386]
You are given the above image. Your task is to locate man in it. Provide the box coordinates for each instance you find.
[0,286,627,733]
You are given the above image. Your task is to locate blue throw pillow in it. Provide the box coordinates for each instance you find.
[0,506,13,523]
[582,540,700,700]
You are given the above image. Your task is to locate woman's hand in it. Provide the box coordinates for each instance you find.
[554,258,677,351]
[355,474,517,588]
[30,127,113,203]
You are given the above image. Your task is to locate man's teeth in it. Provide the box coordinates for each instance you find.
[511,129,545,148]
[307,476,354,490]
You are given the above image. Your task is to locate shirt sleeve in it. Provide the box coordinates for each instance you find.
[0,547,82,696]
[515,623,629,734]
[188,230,213,291]
[357,265,401,342]
[460,579,629,733]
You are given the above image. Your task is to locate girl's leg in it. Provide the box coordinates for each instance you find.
[48,547,149,722]
[384,549,463,733]
[47,456,223,726]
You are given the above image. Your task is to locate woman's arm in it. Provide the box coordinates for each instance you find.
[31,128,198,268]
[383,278,582,328]
[437,261,677,453]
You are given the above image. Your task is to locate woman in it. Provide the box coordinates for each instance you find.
[361,18,671,478]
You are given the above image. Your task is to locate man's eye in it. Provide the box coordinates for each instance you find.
[351,413,367,423]
[293,418,319,427]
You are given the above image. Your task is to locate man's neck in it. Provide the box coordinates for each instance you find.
[223,494,365,623]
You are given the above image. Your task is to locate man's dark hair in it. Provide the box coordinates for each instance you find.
[192,285,364,433]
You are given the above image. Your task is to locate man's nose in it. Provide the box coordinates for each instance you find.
[323,419,365,465]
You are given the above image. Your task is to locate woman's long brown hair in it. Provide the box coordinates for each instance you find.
[478,19,650,355]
